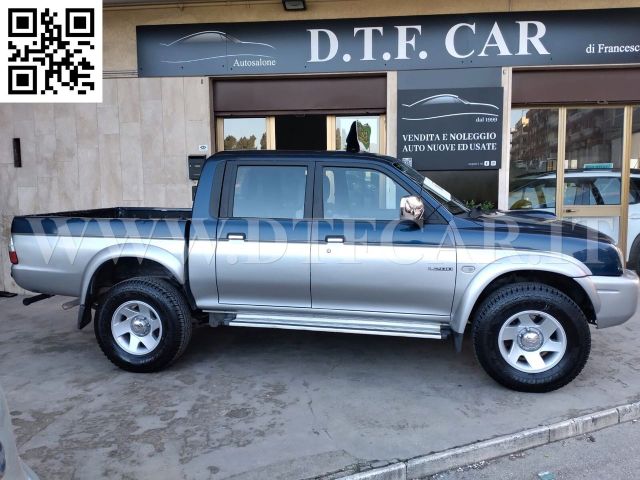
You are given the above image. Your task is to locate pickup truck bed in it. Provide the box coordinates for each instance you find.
[10,207,191,300]
[16,206,191,220]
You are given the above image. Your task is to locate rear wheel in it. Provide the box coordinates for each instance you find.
[94,277,192,372]
[472,282,591,392]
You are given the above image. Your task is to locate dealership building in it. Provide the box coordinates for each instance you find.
[1,0,640,293]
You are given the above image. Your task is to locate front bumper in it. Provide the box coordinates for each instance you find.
[578,269,640,329]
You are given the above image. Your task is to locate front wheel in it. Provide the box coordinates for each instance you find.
[472,282,591,392]
[94,277,193,372]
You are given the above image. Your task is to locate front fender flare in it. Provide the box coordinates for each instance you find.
[450,251,594,334]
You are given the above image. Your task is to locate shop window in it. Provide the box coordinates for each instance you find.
[565,108,624,169]
[221,117,267,150]
[508,108,558,210]
[509,104,637,254]
[335,116,380,153]
[509,107,626,209]
[564,108,624,205]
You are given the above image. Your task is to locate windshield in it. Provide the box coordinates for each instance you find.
[392,162,469,215]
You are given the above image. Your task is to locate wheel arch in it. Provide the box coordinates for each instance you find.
[451,259,597,334]
[77,244,189,329]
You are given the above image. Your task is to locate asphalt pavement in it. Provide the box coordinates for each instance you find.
[1,294,640,479]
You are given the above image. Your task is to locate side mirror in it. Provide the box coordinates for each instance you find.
[400,195,425,227]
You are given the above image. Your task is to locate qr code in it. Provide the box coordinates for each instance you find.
[0,0,102,103]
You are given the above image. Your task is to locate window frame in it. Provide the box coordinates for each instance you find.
[312,161,421,221]
[220,159,315,220]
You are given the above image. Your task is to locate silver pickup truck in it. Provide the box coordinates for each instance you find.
[9,151,639,392]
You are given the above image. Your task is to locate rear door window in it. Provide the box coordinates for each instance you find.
[232,165,307,219]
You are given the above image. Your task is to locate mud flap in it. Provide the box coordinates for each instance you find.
[77,303,93,329]
[453,331,463,353]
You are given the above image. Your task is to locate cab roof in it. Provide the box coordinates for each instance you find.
[210,150,397,163]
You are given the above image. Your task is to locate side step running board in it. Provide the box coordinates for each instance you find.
[226,313,444,339]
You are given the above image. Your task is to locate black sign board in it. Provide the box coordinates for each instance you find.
[137,8,640,77]
[397,87,503,170]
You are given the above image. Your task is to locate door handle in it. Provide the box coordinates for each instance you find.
[564,209,578,213]
[227,233,246,241]
[325,235,345,243]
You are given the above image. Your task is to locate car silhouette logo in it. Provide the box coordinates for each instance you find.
[159,30,276,64]
[401,94,499,121]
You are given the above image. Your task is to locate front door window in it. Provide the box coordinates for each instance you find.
[322,166,408,220]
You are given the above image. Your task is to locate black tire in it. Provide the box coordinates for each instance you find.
[628,235,640,276]
[472,282,591,393]
[94,277,192,372]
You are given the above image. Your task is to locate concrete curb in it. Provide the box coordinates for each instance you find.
[336,400,640,480]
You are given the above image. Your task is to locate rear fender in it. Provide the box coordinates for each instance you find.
[79,243,185,307]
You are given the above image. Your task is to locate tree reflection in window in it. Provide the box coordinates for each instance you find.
[223,133,267,150]
[335,116,379,153]
[222,118,267,150]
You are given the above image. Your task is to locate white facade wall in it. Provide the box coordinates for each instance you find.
[0,77,211,293]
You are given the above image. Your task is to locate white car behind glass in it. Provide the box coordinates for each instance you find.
[509,169,640,272]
